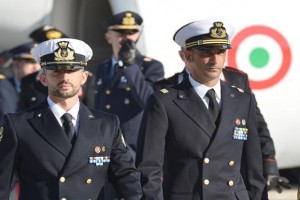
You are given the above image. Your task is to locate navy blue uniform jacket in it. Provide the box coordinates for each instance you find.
[0,101,142,200]
[136,78,268,200]
[95,54,164,151]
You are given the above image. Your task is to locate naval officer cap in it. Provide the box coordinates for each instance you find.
[32,38,93,70]
[104,10,143,34]
[10,41,37,61]
[173,20,234,50]
[29,25,69,43]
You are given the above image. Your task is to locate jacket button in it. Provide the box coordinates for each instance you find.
[105,89,111,95]
[86,178,92,184]
[203,179,209,185]
[228,180,234,186]
[125,87,131,91]
[228,161,235,166]
[105,104,111,109]
[60,177,66,183]
[61,198,67,200]
[203,158,210,164]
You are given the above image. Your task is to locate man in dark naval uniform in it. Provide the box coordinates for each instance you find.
[155,48,291,193]
[94,11,164,155]
[0,38,142,200]
[137,20,268,200]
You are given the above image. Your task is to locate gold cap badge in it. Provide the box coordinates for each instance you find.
[122,13,135,25]
[210,22,228,39]
[54,41,75,61]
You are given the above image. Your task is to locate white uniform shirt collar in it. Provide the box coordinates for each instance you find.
[188,75,221,108]
[47,97,80,133]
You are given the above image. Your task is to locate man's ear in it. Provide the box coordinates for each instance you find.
[39,71,47,86]
[81,71,89,85]
[105,32,112,44]
[184,49,193,62]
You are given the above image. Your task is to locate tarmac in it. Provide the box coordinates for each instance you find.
[268,186,298,200]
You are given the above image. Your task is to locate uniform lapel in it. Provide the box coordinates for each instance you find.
[28,100,72,157]
[214,83,240,139]
[173,79,216,138]
[62,103,102,175]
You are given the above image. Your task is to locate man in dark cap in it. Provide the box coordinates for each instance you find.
[136,20,268,200]
[94,11,164,157]
[0,41,40,122]
[0,38,142,200]
[18,25,95,111]
[155,49,291,193]
[29,25,69,43]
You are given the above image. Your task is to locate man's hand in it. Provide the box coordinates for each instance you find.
[267,175,292,193]
[118,39,137,66]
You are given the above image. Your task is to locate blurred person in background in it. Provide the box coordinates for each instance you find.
[94,10,164,157]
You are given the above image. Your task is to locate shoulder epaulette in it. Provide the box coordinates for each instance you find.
[160,88,169,94]
[143,57,152,62]
[224,66,247,76]
[231,85,244,93]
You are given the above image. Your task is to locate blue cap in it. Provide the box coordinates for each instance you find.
[29,25,69,43]
[9,41,37,60]
[104,11,143,34]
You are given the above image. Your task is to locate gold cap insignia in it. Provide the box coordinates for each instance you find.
[0,127,3,142]
[54,41,75,61]
[210,22,227,39]
[122,13,135,25]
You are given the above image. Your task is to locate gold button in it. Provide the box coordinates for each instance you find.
[105,104,111,109]
[228,180,234,186]
[125,87,131,91]
[105,90,111,95]
[60,177,66,183]
[86,178,92,184]
[228,161,235,166]
[61,198,67,200]
[204,158,210,164]
[204,179,209,185]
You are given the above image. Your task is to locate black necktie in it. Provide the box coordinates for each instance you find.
[206,89,220,122]
[61,113,75,142]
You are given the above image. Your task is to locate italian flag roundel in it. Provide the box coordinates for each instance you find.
[227,25,291,89]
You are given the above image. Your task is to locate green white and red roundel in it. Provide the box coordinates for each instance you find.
[227,25,292,90]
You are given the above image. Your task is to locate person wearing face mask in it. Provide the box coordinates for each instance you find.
[94,11,165,158]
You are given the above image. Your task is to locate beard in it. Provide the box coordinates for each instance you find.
[50,81,80,98]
